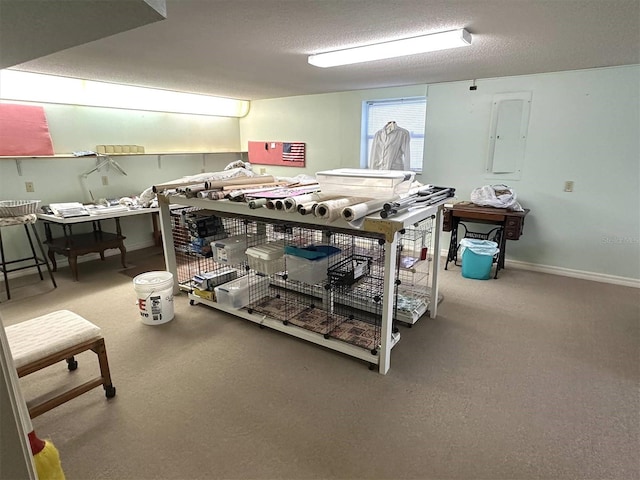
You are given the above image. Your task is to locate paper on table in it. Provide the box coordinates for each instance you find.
[341,197,399,222]
[282,192,338,212]
[49,202,90,218]
[314,197,372,222]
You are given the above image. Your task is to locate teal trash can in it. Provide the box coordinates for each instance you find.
[460,239,499,280]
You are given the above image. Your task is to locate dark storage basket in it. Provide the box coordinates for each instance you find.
[328,254,372,287]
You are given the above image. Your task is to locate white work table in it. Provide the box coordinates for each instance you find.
[156,193,445,374]
[37,207,164,280]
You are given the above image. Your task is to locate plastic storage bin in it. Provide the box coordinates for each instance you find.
[315,168,415,197]
[460,239,499,280]
[285,245,341,285]
[214,275,269,309]
[246,242,285,275]
[212,235,247,265]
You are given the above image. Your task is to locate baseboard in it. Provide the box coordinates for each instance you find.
[440,249,640,288]
[505,259,640,288]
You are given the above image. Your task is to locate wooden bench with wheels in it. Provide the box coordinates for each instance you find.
[5,310,116,418]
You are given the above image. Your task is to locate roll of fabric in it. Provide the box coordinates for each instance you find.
[205,175,274,190]
[297,201,318,215]
[248,198,268,209]
[197,190,216,198]
[341,197,399,222]
[284,192,336,213]
[315,197,371,222]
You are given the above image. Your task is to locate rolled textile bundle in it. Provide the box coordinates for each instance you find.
[248,198,268,209]
[185,183,207,193]
[315,197,371,222]
[205,175,275,190]
[297,201,317,215]
[342,197,399,222]
[284,192,338,212]
[207,191,227,200]
[153,180,208,194]
[197,190,217,198]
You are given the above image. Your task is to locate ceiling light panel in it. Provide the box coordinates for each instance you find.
[0,70,250,117]
[308,28,472,68]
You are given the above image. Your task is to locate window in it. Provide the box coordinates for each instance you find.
[361,97,426,172]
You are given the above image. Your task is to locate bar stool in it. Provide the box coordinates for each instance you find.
[0,214,57,301]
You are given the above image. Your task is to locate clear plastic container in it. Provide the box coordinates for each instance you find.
[214,275,269,309]
[245,242,285,275]
[285,255,330,285]
[212,235,247,265]
[315,168,415,197]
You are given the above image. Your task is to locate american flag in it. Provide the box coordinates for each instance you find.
[282,142,305,163]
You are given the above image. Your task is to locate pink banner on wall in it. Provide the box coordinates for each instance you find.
[0,104,54,156]
[248,141,305,167]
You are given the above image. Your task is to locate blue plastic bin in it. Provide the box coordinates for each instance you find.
[460,239,499,280]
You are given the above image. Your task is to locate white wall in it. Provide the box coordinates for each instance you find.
[425,66,639,281]
[14,102,241,154]
[2,66,638,282]
[240,66,640,282]
[0,103,243,271]
[239,85,427,177]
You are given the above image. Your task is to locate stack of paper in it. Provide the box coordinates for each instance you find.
[49,202,90,218]
[85,205,129,216]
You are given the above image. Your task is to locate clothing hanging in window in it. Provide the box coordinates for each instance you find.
[369,121,411,170]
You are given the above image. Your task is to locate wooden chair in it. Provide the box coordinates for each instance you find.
[5,310,116,418]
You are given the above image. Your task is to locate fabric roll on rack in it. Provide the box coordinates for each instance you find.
[341,196,399,223]
[283,192,337,212]
[205,175,275,190]
[248,198,268,209]
[297,201,318,215]
[314,197,372,222]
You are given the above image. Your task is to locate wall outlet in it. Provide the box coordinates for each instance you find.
[101,176,109,186]
[564,180,574,192]
[25,181,34,192]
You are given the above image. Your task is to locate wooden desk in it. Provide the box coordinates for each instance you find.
[443,202,530,278]
[38,208,162,281]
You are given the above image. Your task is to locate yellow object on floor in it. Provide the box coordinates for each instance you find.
[33,440,66,480]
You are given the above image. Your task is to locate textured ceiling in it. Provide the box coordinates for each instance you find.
[8,0,640,101]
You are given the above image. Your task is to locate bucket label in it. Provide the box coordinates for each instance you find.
[137,288,174,325]
[150,295,162,321]
[139,295,164,322]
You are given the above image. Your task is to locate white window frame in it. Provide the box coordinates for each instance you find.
[361,97,426,172]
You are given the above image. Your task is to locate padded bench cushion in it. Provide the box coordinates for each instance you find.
[6,310,102,369]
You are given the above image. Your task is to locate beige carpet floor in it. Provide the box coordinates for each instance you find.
[1,247,638,480]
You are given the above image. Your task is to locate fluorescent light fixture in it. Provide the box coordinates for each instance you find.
[0,70,250,117]
[308,28,472,68]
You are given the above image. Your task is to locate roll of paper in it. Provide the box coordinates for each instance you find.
[342,197,399,222]
[248,198,268,209]
[205,175,275,190]
[284,192,337,212]
[315,197,371,222]
[297,201,317,215]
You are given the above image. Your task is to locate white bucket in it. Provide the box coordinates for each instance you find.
[133,271,175,325]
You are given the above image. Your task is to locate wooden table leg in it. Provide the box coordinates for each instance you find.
[69,255,79,281]
[47,249,57,271]
[118,243,127,268]
[152,212,161,247]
